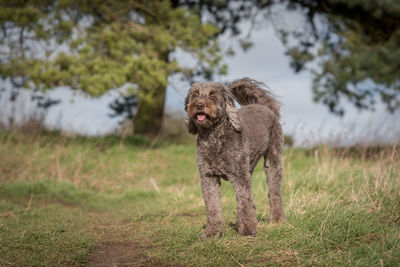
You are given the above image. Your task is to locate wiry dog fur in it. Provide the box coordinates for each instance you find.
[184,77,286,238]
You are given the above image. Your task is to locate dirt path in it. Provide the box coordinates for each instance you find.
[86,238,180,267]
[85,217,164,267]
[87,240,148,267]
[85,221,173,267]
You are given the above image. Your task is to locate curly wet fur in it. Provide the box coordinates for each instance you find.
[184,77,286,238]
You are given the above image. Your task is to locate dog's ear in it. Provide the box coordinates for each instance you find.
[184,87,198,135]
[184,117,198,135]
[220,84,241,132]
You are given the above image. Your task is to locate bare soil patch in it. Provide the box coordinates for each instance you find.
[87,240,148,267]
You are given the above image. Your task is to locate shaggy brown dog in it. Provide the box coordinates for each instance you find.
[184,77,286,238]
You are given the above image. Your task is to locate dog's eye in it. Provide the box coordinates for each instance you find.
[193,91,199,97]
[209,91,216,98]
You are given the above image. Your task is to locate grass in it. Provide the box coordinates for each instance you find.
[0,131,399,266]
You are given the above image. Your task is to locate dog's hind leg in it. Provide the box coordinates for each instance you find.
[231,175,258,236]
[264,123,286,223]
[201,175,223,238]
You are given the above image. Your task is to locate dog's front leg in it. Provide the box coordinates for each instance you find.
[232,177,257,237]
[201,175,223,238]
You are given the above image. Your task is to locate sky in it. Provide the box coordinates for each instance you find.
[1,10,399,146]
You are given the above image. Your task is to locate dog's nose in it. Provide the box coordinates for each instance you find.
[196,102,204,109]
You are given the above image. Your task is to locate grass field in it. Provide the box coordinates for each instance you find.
[0,131,399,266]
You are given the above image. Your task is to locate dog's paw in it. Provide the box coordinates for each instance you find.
[238,226,257,237]
[201,230,222,239]
[269,209,286,223]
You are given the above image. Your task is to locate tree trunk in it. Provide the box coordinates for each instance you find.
[132,1,180,137]
[133,84,166,137]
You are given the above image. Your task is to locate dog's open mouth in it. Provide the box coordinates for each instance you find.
[196,112,208,122]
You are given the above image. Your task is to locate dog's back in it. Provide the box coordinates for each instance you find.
[229,78,281,164]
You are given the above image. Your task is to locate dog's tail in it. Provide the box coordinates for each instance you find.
[228,77,280,119]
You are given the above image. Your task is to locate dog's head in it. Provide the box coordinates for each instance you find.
[184,82,241,135]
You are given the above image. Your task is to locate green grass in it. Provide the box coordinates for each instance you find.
[0,131,399,266]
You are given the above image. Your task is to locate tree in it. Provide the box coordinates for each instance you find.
[0,0,229,135]
[274,0,400,115]
[108,0,262,128]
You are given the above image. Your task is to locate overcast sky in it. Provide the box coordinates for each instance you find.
[1,11,399,146]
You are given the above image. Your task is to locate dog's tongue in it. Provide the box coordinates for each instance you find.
[197,114,206,121]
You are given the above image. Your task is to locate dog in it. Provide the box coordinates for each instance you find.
[184,77,286,238]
